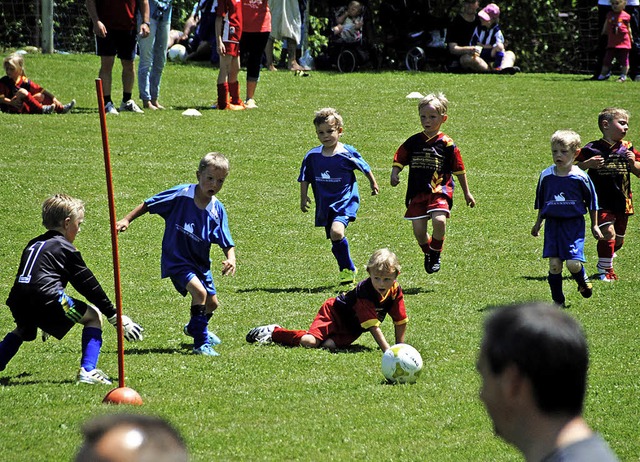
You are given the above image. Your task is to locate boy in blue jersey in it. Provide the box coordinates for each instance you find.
[299,108,379,285]
[116,152,236,356]
[531,131,603,306]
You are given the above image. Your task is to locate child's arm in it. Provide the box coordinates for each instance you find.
[589,209,603,240]
[368,325,391,352]
[300,181,312,212]
[116,202,149,232]
[394,322,407,345]
[390,166,402,187]
[365,170,379,195]
[221,246,236,276]
[531,210,543,237]
[626,148,640,177]
[454,172,476,207]
[576,156,604,170]
[215,15,226,56]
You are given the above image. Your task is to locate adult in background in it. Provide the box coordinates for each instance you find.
[477,302,619,461]
[138,0,172,110]
[75,414,188,462]
[241,0,271,108]
[447,0,480,72]
[86,0,150,115]
[266,0,307,71]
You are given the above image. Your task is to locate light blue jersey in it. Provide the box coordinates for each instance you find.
[298,143,372,227]
[145,184,234,279]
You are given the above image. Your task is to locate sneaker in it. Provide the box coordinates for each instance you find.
[42,104,54,114]
[597,268,618,282]
[339,268,357,285]
[426,250,441,274]
[597,73,611,81]
[105,101,119,115]
[244,98,258,109]
[192,344,220,356]
[119,99,144,113]
[578,282,593,298]
[618,75,627,82]
[77,367,112,385]
[246,324,279,344]
[183,324,221,346]
[61,99,76,114]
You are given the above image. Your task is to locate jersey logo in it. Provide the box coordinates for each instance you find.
[554,192,566,201]
[317,170,341,183]
[183,222,195,233]
[321,170,331,179]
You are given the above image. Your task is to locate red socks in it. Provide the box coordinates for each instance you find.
[271,327,305,347]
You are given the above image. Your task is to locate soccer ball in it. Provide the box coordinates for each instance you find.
[381,343,423,384]
[168,44,187,62]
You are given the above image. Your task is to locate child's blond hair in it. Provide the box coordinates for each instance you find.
[199,152,230,173]
[42,193,84,230]
[418,93,448,116]
[3,53,26,77]
[366,248,401,276]
[598,107,629,131]
[550,130,581,154]
[313,107,344,129]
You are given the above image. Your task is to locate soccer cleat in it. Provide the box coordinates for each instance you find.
[339,268,357,285]
[228,102,245,111]
[578,282,593,298]
[61,99,76,114]
[183,324,221,346]
[42,104,54,114]
[246,324,279,344]
[119,99,144,113]
[597,268,618,282]
[77,367,112,385]
[244,98,258,109]
[104,101,119,115]
[425,250,441,274]
[192,343,220,356]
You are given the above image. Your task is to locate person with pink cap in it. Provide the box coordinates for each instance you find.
[460,3,519,73]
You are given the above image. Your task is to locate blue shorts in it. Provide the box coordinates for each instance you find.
[542,217,586,262]
[170,270,216,297]
[95,28,138,60]
[324,214,351,239]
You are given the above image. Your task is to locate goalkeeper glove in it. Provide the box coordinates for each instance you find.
[107,314,144,341]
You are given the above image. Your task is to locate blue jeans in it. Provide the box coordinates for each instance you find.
[138,18,170,101]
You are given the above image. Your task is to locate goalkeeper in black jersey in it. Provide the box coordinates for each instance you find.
[0,194,143,384]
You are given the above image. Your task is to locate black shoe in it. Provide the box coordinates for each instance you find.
[499,66,520,75]
[426,250,441,274]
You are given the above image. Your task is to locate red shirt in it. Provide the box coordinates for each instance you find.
[96,0,137,31]
[606,10,632,49]
[216,0,243,43]
[242,0,270,33]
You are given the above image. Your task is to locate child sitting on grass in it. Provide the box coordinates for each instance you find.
[0,194,143,385]
[116,152,236,357]
[531,130,603,307]
[299,107,379,285]
[246,248,406,352]
[0,53,75,114]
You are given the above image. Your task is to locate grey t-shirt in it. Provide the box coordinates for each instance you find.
[542,434,618,462]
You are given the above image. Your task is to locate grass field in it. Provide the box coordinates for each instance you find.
[1,53,639,461]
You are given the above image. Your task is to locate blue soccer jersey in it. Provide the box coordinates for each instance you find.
[534,165,599,219]
[298,143,372,227]
[145,184,234,279]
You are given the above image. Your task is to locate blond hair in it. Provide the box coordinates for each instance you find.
[42,193,84,230]
[198,152,230,173]
[313,107,344,129]
[598,107,629,131]
[550,130,582,154]
[418,92,448,116]
[3,53,26,77]
[366,248,401,276]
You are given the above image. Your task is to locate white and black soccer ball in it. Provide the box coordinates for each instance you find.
[381,343,423,384]
[168,44,187,62]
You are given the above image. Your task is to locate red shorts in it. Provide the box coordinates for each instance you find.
[598,210,629,236]
[222,41,240,57]
[307,298,362,347]
[404,192,451,219]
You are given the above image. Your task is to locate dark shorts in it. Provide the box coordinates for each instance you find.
[542,216,586,262]
[169,269,216,297]
[96,28,138,60]
[9,292,88,341]
[324,214,351,239]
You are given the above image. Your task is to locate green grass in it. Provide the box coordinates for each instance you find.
[1,54,639,461]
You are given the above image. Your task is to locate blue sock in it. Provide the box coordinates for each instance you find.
[494,51,505,69]
[0,332,23,371]
[548,272,565,305]
[570,265,589,287]
[80,327,102,371]
[331,237,355,271]
[188,315,209,348]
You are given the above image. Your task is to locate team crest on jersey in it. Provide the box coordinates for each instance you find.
[317,170,340,183]
[178,222,204,243]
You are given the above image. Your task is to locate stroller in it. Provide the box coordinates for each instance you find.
[315,0,376,72]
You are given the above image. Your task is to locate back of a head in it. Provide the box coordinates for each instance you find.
[482,302,588,416]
